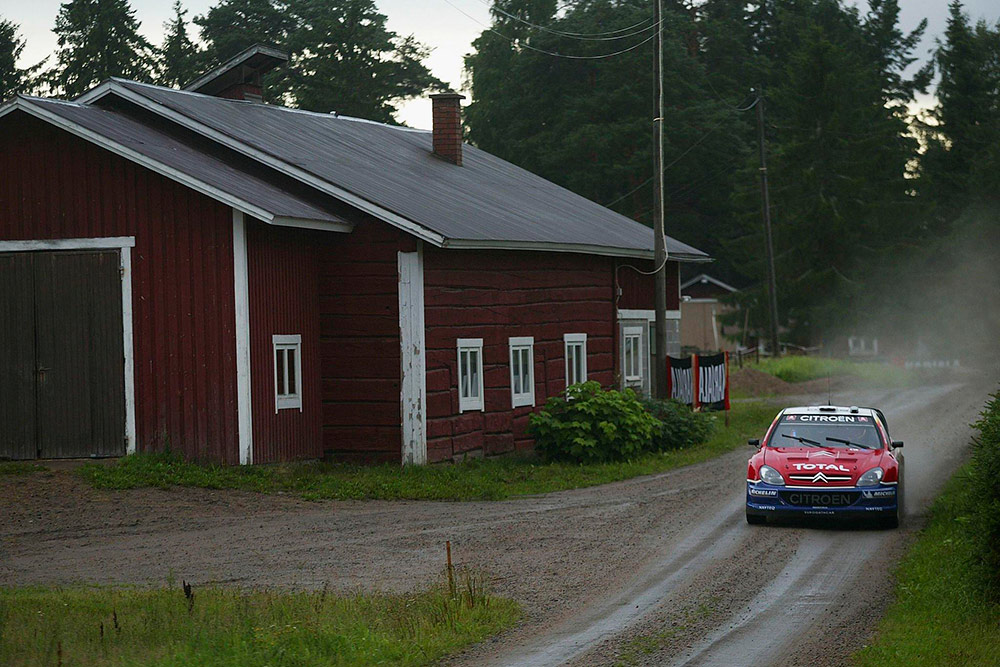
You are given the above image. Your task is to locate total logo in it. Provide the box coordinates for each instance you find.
[791,463,850,472]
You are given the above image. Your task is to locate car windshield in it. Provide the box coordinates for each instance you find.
[768,416,883,449]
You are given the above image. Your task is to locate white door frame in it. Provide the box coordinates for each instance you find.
[0,236,137,454]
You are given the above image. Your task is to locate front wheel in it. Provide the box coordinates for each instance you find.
[747,512,766,525]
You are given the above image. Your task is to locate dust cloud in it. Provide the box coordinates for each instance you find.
[846,203,1000,366]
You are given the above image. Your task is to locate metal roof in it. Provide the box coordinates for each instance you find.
[93,80,709,261]
[15,97,347,228]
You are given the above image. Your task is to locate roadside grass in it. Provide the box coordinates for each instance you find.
[751,356,915,386]
[0,576,520,666]
[853,467,1000,666]
[77,401,777,501]
[0,461,46,475]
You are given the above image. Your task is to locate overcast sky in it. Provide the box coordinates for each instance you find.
[7,0,1000,127]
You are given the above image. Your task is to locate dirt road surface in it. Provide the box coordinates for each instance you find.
[0,376,989,666]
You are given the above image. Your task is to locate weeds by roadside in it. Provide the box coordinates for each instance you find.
[0,573,520,666]
[852,467,1000,666]
[77,401,776,501]
[751,356,916,385]
[0,461,45,475]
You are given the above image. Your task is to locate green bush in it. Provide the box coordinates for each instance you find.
[971,390,1000,600]
[641,398,715,451]
[529,382,659,463]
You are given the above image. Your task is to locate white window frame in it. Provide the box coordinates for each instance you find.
[273,334,303,412]
[509,336,535,408]
[457,338,485,413]
[623,326,644,383]
[564,333,588,387]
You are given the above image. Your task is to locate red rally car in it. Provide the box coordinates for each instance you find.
[746,405,904,527]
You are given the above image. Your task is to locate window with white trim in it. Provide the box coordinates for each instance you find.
[564,333,587,387]
[457,338,484,412]
[273,334,303,411]
[623,327,643,383]
[509,336,535,408]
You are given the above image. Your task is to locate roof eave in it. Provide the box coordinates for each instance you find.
[83,81,450,247]
[3,97,351,234]
[70,82,713,262]
[441,238,711,262]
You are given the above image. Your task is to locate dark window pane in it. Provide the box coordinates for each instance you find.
[276,349,286,395]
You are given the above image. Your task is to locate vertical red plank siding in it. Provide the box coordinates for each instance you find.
[0,113,240,462]
[246,219,323,462]
[422,248,619,462]
[318,220,411,463]
[617,260,680,311]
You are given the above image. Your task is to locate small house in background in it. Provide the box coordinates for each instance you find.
[0,46,709,466]
[680,274,739,353]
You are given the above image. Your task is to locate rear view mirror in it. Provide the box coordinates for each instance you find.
[748,439,761,448]
[892,440,904,448]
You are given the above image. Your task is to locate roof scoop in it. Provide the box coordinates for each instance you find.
[183,44,288,102]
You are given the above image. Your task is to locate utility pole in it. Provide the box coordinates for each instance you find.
[653,0,669,398]
[755,85,781,358]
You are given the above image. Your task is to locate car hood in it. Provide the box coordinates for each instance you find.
[763,446,885,486]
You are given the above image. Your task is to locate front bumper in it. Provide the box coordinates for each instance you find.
[746,481,898,520]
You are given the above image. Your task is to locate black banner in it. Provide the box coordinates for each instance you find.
[697,352,729,412]
[666,355,697,407]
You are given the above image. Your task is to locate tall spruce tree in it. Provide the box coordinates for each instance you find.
[465,0,747,278]
[921,1,1000,210]
[195,0,293,64]
[49,0,153,97]
[278,0,444,121]
[0,19,43,99]
[720,0,928,341]
[159,1,203,87]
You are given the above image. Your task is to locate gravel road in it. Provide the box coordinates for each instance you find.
[0,376,988,667]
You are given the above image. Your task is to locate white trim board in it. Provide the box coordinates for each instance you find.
[120,245,137,454]
[0,236,135,252]
[232,210,254,464]
[618,309,681,321]
[1,98,352,235]
[0,236,137,454]
[398,246,427,465]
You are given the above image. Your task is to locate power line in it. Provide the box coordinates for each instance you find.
[473,0,660,41]
[440,0,659,60]
[603,117,730,207]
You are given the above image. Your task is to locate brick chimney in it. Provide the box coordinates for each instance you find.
[430,93,466,165]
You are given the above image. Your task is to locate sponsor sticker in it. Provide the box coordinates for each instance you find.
[783,414,864,423]
[786,492,856,506]
[791,463,851,472]
[748,488,778,497]
[862,489,895,499]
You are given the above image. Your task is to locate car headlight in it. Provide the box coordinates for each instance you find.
[758,465,785,486]
[857,467,884,487]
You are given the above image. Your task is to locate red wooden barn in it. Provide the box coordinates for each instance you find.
[0,46,709,465]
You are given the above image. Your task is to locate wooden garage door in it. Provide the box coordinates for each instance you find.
[0,251,125,459]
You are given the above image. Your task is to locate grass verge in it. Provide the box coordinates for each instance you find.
[0,461,46,475]
[853,467,1000,666]
[751,356,916,385]
[77,401,777,501]
[0,577,520,666]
